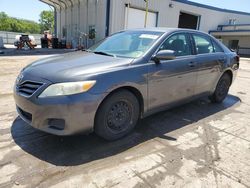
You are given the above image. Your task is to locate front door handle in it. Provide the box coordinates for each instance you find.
[188,62,196,67]
[219,57,226,62]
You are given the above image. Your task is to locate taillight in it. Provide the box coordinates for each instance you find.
[234,55,240,70]
[236,55,240,63]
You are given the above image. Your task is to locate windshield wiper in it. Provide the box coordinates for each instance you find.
[93,51,116,57]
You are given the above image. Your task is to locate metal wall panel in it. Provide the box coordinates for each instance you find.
[109,0,171,34]
[55,0,107,45]
[173,1,250,32]
[109,0,250,34]
[52,0,250,46]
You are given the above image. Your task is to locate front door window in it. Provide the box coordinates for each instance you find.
[159,33,192,57]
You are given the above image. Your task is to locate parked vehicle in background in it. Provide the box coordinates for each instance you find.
[14,28,240,140]
[14,34,37,49]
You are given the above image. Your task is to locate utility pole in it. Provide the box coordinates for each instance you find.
[144,0,149,28]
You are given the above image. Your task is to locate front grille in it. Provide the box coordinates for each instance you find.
[17,81,43,97]
[17,106,32,122]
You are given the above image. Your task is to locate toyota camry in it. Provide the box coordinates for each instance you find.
[14,28,240,140]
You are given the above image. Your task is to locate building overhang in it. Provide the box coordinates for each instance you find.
[39,0,80,10]
[210,30,250,36]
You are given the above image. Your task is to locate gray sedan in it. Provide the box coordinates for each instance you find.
[14,28,239,140]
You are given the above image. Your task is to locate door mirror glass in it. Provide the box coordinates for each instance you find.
[152,50,176,63]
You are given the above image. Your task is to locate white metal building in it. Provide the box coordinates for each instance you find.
[40,0,250,48]
[210,24,250,56]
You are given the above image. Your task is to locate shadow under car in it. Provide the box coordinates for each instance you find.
[11,95,241,166]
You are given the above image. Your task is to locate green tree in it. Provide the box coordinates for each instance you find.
[0,12,11,31]
[0,12,41,34]
[39,10,54,33]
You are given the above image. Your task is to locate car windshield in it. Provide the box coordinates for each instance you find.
[88,31,163,58]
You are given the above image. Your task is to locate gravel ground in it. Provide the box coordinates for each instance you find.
[0,54,250,188]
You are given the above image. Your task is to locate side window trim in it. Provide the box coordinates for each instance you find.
[186,33,196,55]
[209,38,215,53]
[190,33,199,55]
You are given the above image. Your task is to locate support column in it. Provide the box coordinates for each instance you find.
[54,8,57,36]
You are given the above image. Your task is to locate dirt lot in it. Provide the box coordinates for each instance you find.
[0,54,250,188]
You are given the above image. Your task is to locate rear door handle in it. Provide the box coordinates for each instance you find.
[188,62,196,67]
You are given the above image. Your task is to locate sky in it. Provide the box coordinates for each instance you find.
[189,0,250,13]
[0,0,249,22]
[0,0,52,22]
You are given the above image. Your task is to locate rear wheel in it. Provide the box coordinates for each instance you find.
[210,73,231,103]
[95,90,140,141]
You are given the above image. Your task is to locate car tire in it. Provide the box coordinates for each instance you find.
[95,90,140,141]
[210,73,231,103]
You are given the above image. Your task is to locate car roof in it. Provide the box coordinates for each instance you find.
[126,27,209,35]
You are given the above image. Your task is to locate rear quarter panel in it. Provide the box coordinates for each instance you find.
[210,51,239,93]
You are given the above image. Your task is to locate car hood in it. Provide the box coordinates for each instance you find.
[22,51,134,83]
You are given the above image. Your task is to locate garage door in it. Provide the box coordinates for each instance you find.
[178,12,199,30]
[125,7,157,29]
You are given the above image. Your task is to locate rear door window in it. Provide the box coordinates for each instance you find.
[193,34,214,54]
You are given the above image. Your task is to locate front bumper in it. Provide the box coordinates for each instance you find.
[14,91,104,136]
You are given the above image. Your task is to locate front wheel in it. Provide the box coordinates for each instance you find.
[95,90,140,141]
[210,73,231,103]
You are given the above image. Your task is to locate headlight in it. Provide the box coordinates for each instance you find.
[39,81,96,98]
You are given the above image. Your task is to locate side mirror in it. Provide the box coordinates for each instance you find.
[152,50,176,64]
